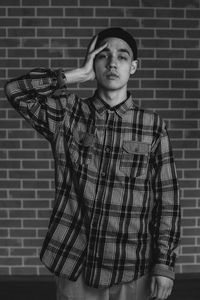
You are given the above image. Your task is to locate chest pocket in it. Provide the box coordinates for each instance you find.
[120,141,150,178]
[69,130,95,166]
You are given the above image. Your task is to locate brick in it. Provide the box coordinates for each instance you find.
[0,59,19,68]
[181,218,196,227]
[156,90,183,98]
[181,198,197,207]
[181,237,195,245]
[37,8,63,16]
[10,248,36,256]
[142,60,169,69]
[178,256,194,263]
[37,170,54,179]
[182,265,200,273]
[0,229,8,237]
[176,160,197,170]
[172,140,197,149]
[185,150,200,159]
[171,80,198,89]
[186,90,200,99]
[126,8,154,17]
[10,229,36,238]
[186,9,200,18]
[171,120,198,129]
[37,28,63,37]
[172,39,199,49]
[66,8,94,16]
[187,30,200,38]
[173,19,199,28]
[184,171,200,178]
[37,190,54,199]
[141,0,169,7]
[81,18,109,28]
[110,19,139,27]
[0,18,20,27]
[156,70,184,79]
[157,29,184,38]
[185,110,200,119]
[80,0,109,5]
[8,28,35,37]
[23,238,43,247]
[23,200,50,209]
[0,220,21,228]
[180,180,197,189]
[38,210,51,218]
[22,160,49,169]
[168,130,183,139]
[142,19,169,28]
[0,238,22,247]
[141,80,169,89]
[0,140,20,149]
[22,18,49,27]
[171,0,199,8]
[9,170,35,179]
[0,210,7,218]
[141,39,169,48]
[8,49,35,58]
[171,100,198,109]
[23,180,49,189]
[185,130,200,139]
[37,151,53,159]
[156,8,184,18]
[23,219,49,228]
[0,248,8,256]
[8,8,35,16]
[51,38,77,48]
[65,28,93,37]
[0,200,21,208]
[11,267,37,275]
[52,0,78,5]
[135,70,154,78]
[0,258,22,266]
[10,210,36,219]
[52,18,77,27]
[184,190,200,198]
[9,150,35,159]
[22,0,49,5]
[186,70,200,78]
[22,38,49,48]
[0,181,20,189]
[22,140,49,149]
[96,8,124,17]
[24,257,41,265]
[9,190,35,199]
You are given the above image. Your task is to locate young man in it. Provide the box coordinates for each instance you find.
[5,28,180,300]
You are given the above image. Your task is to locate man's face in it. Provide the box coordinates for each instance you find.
[94,37,137,92]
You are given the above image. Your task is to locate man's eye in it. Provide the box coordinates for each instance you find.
[97,53,107,59]
[118,55,127,60]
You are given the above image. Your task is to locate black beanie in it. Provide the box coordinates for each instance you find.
[95,27,137,60]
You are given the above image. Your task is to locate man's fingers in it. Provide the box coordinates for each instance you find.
[92,42,108,56]
[87,35,98,54]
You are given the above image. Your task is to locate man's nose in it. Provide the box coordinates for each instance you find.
[107,56,117,68]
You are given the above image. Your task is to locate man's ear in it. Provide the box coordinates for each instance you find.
[130,60,138,75]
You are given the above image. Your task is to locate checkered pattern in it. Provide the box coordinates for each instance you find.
[5,68,180,288]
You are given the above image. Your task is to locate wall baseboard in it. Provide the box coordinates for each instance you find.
[0,273,199,300]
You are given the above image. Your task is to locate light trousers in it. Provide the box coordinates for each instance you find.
[56,273,150,300]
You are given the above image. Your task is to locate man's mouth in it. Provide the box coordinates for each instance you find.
[106,72,119,79]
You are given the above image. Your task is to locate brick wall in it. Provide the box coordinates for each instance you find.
[0,0,200,276]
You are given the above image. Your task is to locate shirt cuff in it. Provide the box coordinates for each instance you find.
[152,264,175,280]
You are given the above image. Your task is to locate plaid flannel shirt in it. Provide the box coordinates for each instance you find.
[5,68,180,288]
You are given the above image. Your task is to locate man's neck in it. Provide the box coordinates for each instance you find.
[97,87,128,107]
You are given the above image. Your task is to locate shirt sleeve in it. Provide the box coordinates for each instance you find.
[150,119,181,280]
[4,68,68,142]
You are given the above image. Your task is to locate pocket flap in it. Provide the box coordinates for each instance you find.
[123,141,150,154]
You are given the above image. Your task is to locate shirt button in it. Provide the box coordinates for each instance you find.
[105,146,111,153]
[101,172,106,178]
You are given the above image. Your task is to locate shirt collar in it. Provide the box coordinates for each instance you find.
[91,91,136,117]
